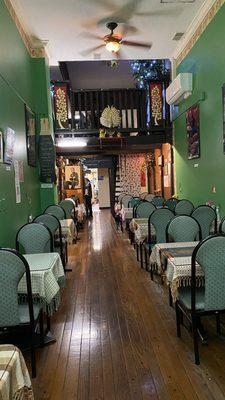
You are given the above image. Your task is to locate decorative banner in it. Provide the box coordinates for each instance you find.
[53,83,69,131]
[149,83,163,126]
[141,162,146,187]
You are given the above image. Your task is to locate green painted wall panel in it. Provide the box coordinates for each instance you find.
[0,0,54,247]
[174,5,225,213]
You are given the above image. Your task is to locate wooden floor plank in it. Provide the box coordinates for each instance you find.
[31,210,225,400]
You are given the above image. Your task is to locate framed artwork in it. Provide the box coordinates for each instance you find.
[25,105,36,167]
[0,132,3,162]
[4,127,15,164]
[186,104,200,159]
[65,165,81,189]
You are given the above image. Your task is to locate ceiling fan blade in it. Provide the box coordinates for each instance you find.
[87,0,117,12]
[117,23,138,38]
[80,44,105,57]
[122,40,152,49]
[97,0,142,26]
[78,31,103,40]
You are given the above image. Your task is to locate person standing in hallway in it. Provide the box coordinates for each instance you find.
[84,178,93,218]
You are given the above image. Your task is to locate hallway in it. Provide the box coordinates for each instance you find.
[32,210,225,400]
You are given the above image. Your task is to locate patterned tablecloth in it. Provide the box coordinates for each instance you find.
[60,219,77,243]
[129,218,148,244]
[121,207,133,222]
[18,253,65,314]
[150,241,198,274]
[0,345,33,400]
[166,253,204,302]
[75,204,86,223]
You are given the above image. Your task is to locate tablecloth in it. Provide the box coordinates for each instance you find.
[18,253,65,314]
[166,254,204,302]
[129,218,148,244]
[150,241,198,275]
[0,345,33,400]
[121,207,133,222]
[75,204,86,223]
[60,219,77,244]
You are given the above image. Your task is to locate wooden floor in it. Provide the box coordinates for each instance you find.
[32,210,225,400]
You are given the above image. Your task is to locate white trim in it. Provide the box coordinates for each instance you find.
[173,0,224,66]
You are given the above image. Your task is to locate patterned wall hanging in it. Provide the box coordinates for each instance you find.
[53,83,69,131]
[149,82,163,126]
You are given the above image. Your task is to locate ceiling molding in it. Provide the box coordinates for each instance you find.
[4,0,47,59]
[174,0,224,67]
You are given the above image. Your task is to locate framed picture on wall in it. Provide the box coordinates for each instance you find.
[186,104,200,159]
[4,127,15,164]
[0,132,3,162]
[65,165,81,189]
[25,105,36,167]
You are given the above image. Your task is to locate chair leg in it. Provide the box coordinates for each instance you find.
[145,248,148,271]
[192,315,200,365]
[175,302,181,337]
[169,286,173,307]
[30,329,36,378]
[216,313,221,334]
[39,310,44,347]
[136,244,139,262]
[140,243,143,269]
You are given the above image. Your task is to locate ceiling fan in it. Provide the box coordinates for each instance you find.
[80,22,152,57]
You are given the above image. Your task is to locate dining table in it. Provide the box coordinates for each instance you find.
[60,218,77,243]
[0,344,33,400]
[18,252,65,344]
[121,207,133,222]
[129,218,148,244]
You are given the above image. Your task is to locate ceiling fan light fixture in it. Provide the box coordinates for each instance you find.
[105,40,120,53]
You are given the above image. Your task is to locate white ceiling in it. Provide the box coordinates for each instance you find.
[10,0,206,65]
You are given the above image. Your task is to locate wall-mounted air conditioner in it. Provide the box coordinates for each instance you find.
[166,73,193,105]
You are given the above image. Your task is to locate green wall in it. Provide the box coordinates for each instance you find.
[174,4,225,214]
[0,0,54,247]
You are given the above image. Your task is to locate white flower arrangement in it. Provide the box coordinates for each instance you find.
[100,106,121,129]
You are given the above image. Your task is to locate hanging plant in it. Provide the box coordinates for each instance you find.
[130,59,171,89]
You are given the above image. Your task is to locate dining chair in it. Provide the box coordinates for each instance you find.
[44,204,66,220]
[219,217,225,234]
[34,213,67,268]
[174,199,194,215]
[59,199,76,220]
[121,194,133,208]
[128,197,141,208]
[16,222,53,254]
[134,201,156,262]
[166,215,201,243]
[175,234,225,365]
[164,197,179,211]
[151,196,165,208]
[0,248,44,378]
[191,205,217,238]
[144,193,154,202]
[118,193,126,203]
[143,208,175,277]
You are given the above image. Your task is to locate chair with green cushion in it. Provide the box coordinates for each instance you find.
[121,194,133,208]
[34,213,67,268]
[144,193,154,201]
[128,197,141,208]
[0,248,44,378]
[16,222,53,254]
[133,201,156,263]
[219,217,225,235]
[44,204,66,220]
[59,199,75,220]
[118,193,126,203]
[165,197,179,211]
[143,208,175,277]
[175,234,225,364]
[166,215,201,243]
[191,205,217,239]
[134,201,156,218]
[174,199,194,215]
[151,196,165,208]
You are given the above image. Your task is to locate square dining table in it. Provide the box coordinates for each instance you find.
[60,218,77,243]
[0,344,33,400]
